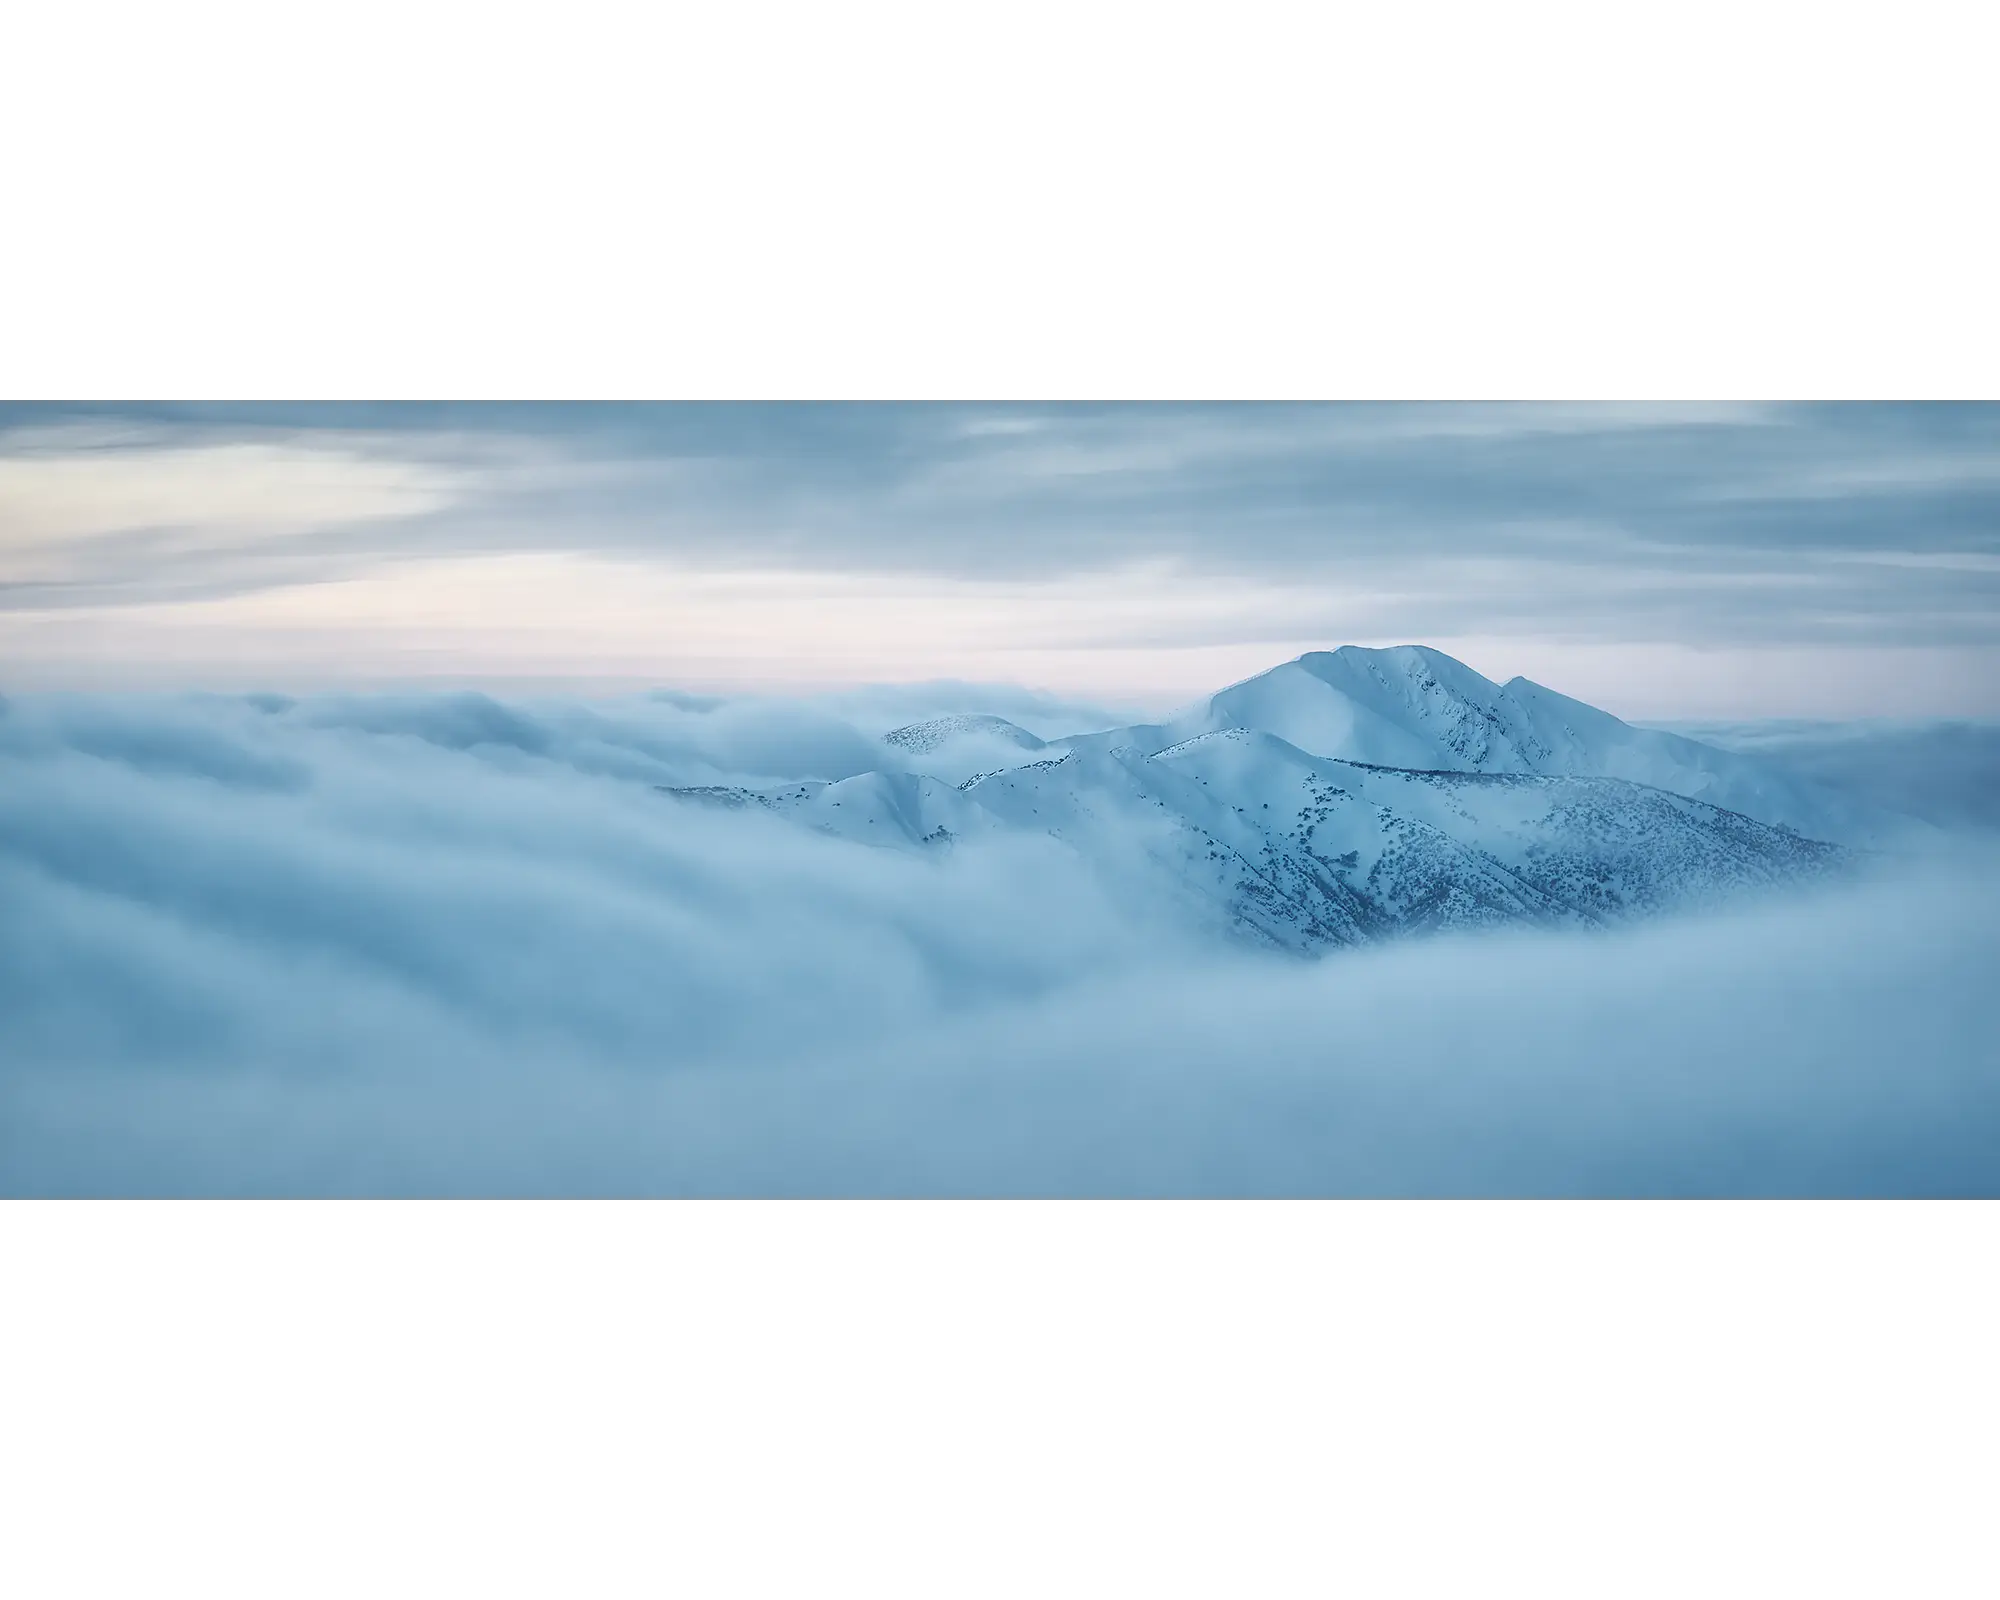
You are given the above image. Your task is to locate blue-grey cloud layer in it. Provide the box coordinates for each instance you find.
[5,402,1998,649]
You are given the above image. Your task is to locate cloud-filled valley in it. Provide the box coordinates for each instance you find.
[3,645,1995,1195]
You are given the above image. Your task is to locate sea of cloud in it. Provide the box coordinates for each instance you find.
[1648,716,2000,834]
[2,688,1995,1195]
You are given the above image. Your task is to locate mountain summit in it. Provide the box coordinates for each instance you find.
[1159,645,1871,844]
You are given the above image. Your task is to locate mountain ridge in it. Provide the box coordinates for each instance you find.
[662,647,1859,954]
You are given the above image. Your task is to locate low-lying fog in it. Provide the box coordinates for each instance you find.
[3,690,1995,1195]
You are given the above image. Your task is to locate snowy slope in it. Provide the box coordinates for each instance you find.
[970,730,1838,950]
[1149,729,1841,944]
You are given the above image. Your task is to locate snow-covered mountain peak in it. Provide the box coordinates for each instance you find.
[1185,644,1886,844]
[660,643,1910,955]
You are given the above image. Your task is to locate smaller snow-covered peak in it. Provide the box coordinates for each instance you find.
[882,713,1046,755]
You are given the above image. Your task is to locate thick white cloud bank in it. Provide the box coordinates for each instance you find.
[1,689,1995,1195]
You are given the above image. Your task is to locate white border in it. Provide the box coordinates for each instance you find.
[4,1202,1997,1598]
[3,1,1996,398]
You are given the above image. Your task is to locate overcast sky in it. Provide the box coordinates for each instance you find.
[2,402,1995,716]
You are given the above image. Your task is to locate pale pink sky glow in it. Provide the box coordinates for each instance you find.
[3,403,1996,718]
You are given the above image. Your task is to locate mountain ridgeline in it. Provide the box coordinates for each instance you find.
[663,645,1865,953]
